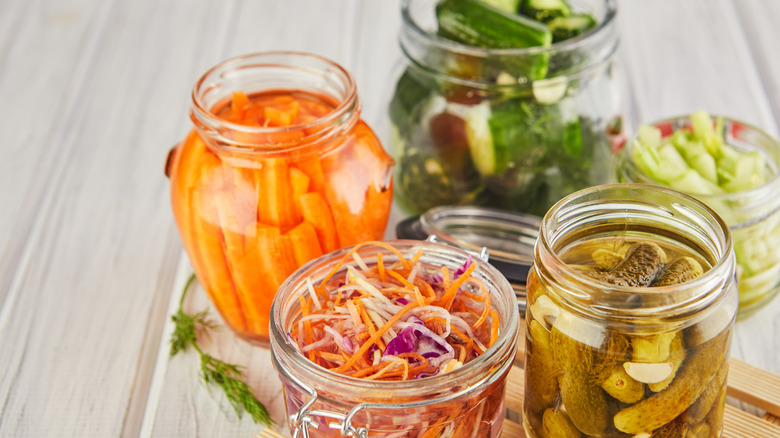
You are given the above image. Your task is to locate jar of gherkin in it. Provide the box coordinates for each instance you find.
[524,184,737,438]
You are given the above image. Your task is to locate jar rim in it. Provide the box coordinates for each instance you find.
[270,240,519,397]
[401,0,617,56]
[536,183,736,322]
[189,51,359,149]
[620,114,780,205]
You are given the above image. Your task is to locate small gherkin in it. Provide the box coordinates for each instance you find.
[583,242,667,287]
[653,256,705,287]
[613,330,729,434]
[686,359,728,423]
[600,363,645,404]
[550,326,612,436]
[542,408,582,438]
[648,332,686,392]
[526,320,561,409]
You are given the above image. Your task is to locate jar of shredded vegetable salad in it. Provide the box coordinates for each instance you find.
[166,52,394,346]
[524,184,737,438]
[270,240,519,437]
[389,0,623,217]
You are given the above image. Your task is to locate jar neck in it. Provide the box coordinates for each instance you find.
[535,184,736,330]
[400,0,618,87]
[189,51,360,155]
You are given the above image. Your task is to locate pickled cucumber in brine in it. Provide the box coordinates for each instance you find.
[524,236,732,438]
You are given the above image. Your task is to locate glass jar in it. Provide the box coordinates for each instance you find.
[389,0,623,217]
[619,115,780,319]
[524,184,737,438]
[270,240,519,437]
[166,52,395,345]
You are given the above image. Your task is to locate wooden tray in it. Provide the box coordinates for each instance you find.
[259,324,780,438]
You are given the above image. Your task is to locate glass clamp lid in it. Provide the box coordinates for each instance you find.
[396,205,540,313]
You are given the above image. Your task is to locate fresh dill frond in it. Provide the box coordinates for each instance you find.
[169,274,273,426]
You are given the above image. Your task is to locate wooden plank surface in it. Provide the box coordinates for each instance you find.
[0,0,778,437]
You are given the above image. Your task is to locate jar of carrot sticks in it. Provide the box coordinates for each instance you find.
[270,240,520,437]
[166,52,394,345]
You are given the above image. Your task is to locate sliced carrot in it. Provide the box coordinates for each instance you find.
[231,91,250,122]
[190,186,247,334]
[290,166,310,196]
[286,221,323,266]
[295,158,325,192]
[255,158,298,229]
[264,106,292,126]
[289,166,310,220]
[298,192,339,253]
[245,223,297,293]
[170,132,208,265]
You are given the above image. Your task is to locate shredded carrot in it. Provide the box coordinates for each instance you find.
[319,241,410,287]
[439,262,477,310]
[290,242,498,384]
[488,308,499,347]
[377,252,386,282]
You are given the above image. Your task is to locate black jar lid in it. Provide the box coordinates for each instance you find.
[396,206,540,312]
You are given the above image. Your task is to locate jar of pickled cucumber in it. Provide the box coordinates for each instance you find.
[166,52,394,345]
[389,0,623,217]
[523,184,738,438]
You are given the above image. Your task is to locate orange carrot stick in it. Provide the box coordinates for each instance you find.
[298,192,339,253]
[286,221,323,267]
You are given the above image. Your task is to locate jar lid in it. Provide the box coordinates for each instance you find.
[396,206,540,312]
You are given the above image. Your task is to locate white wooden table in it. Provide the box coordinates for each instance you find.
[1,1,779,436]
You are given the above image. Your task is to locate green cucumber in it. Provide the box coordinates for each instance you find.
[436,0,552,79]
[479,0,521,13]
[547,14,597,42]
[465,102,506,175]
[520,0,573,23]
[436,0,552,49]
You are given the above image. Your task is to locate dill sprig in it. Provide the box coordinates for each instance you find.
[170,274,273,426]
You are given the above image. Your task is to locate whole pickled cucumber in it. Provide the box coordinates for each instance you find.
[704,385,727,436]
[650,417,687,437]
[685,422,711,438]
[648,332,686,392]
[585,242,667,287]
[613,332,729,434]
[600,364,645,404]
[609,242,667,286]
[653,257,705,287]
[550,327,611,436]
[632,331,677,363]
[526,320,561,409]
[542,408,582,438]
[592,248,625,270]
[686,359,728,423]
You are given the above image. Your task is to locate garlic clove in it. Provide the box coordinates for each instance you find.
[622,362,674,384]
[530,295,560,330]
